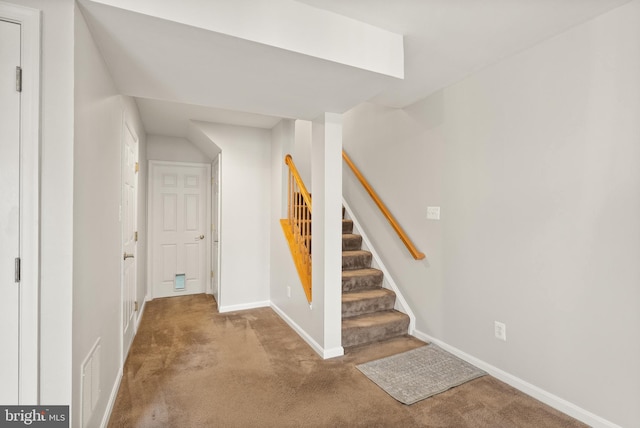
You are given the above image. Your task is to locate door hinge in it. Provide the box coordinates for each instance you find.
[211,270,214,278]
[16,66,22,92]
[134,231,138,242]
[135,162,139,173]
[15,258,21,283]
[134,301,139,311]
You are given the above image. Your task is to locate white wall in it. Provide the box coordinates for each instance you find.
[87,0,403,78]
[342,2,640,426]
[8,3,149,419]
[190,122,271,310]
[269,120,324,349]
[269,117,344,358]
[270,120,293,221]
[10,0,74,406]
[73,7,147,428]
[147,134,210,163]
[293,120,312,185]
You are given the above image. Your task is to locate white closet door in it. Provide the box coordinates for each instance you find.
[0,19,21,404]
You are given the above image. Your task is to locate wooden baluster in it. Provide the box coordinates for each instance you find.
[282,154,313,302]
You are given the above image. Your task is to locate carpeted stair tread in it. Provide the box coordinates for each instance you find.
[342,310,410,348]
[342,233,363,251]
[342,250,372,270]
[342,288,396,318]
[339,209,409,348]
[342,268,384,292]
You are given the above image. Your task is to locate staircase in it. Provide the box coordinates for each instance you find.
[341,215,410,348]
[283,154,417,350]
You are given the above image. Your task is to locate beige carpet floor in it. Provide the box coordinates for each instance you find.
[108,294,587,428]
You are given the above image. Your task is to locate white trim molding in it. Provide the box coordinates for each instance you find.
[218,300,270,314]
[413,330,623,428]
[271,303,344,359]
[99,366,123,428]
[0,1,42,405]
[135,299,147,333]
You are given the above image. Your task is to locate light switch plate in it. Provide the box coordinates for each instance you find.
[427,206,440,220]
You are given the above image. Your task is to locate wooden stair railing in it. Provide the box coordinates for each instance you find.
[281,154,313,302]
[342,150,426,261]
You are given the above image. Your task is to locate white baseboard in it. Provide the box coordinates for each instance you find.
[271,303,344,359]
[135,299,147,332]
[100,366,123,428]
[321,346,345,359]
[218,300,270,314]
[412,330,622,428]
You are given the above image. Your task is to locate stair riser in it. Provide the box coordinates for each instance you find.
[342,317,410,348]
[342,253,372,270]
[342,220,353,234]
[342,272,383,292]
[342,294,395,318]
[342,235,362,251]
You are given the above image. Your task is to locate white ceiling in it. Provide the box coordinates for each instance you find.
[80,0,631,137]
[298,0,629,107]
[136,97,282,136]
[298,0,631,107]
[79,0,398,123]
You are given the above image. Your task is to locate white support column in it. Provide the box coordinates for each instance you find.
[311,113,343,358]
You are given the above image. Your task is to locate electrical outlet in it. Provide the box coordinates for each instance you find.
[494,321,507,341]
[427,206,440,220]
[287,286,291,298]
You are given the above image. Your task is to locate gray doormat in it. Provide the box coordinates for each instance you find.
[356,344,487,405]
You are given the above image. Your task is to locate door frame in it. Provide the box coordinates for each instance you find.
[211,153,221,302]
[147,160,212,300]
[0,3,41,404]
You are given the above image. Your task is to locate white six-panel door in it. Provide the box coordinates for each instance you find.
[0,18,21,404]
[150,162,210,299]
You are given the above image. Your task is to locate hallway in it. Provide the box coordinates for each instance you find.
[108,295,585,427]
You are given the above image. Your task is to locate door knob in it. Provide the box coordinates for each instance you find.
[195,234,205,241]
[123,252,135,260]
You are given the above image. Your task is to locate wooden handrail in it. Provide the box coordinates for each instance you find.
[285,154,312,212]
[342,150,425,260]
